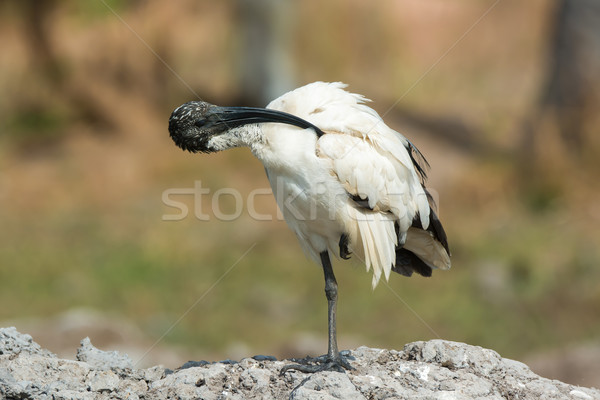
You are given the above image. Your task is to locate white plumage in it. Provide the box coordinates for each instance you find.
[255,82,450,287]
[168,81,450,372]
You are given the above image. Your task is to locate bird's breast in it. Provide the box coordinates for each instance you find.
[264,151,345,225]
[266,165,348,261]
[254,125,349,258]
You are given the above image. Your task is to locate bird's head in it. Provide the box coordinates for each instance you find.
[168,101,232,153]
[169,100,325,153]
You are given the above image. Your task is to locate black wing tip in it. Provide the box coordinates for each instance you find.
[407,141,430,182]
[392,206,450,279]
[393,248,433,278]
[412,208,450,255]
[428,208,450,255]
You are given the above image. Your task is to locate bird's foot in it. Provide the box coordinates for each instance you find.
[280,351,354,375]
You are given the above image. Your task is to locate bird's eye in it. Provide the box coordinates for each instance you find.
[195,120,206,128]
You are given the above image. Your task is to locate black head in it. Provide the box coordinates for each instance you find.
[168,101,228,153]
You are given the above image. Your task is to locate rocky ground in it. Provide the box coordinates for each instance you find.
[1,327,598,400]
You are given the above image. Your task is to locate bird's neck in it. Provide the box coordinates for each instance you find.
[207,124,265,152]
[249,123,320,172]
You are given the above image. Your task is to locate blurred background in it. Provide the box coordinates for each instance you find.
[1,0,599,387]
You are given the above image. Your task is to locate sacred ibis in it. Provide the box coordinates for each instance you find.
[168,81,451,373]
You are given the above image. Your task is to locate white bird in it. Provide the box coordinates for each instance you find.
[168,81,450,373]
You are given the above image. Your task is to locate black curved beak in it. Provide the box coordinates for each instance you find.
[205,106,325,137]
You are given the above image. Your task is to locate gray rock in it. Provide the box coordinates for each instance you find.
[86,369,120,392]
[290,371,367,399]
[140,365,167,382]
[76,336,134,370]
[1,327,599,400]
[0,326,53,357]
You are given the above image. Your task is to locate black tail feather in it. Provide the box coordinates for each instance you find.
[393,248,433,277]
[393,222,434,278]
[412,208,450,255]
[392,204,450,279]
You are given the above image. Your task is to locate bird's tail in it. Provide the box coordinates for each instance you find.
[346,208,450,288]
[346,208,397,288]
[393,227,451,278]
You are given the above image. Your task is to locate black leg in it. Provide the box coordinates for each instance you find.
[322,251,340,361]
[280,251,353,374]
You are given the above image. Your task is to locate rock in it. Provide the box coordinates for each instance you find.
[404,339,504,375]
[0,327,53,357]
[86,369,120,392]
[1,327,599,400]
[290,371,366,399]
[76,337,134,370]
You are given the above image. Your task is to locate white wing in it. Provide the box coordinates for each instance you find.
[269,82,450,287]
[316,131,434,287]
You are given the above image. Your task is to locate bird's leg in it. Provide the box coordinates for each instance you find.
[323,251,343,364]
[280,252,353,374]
